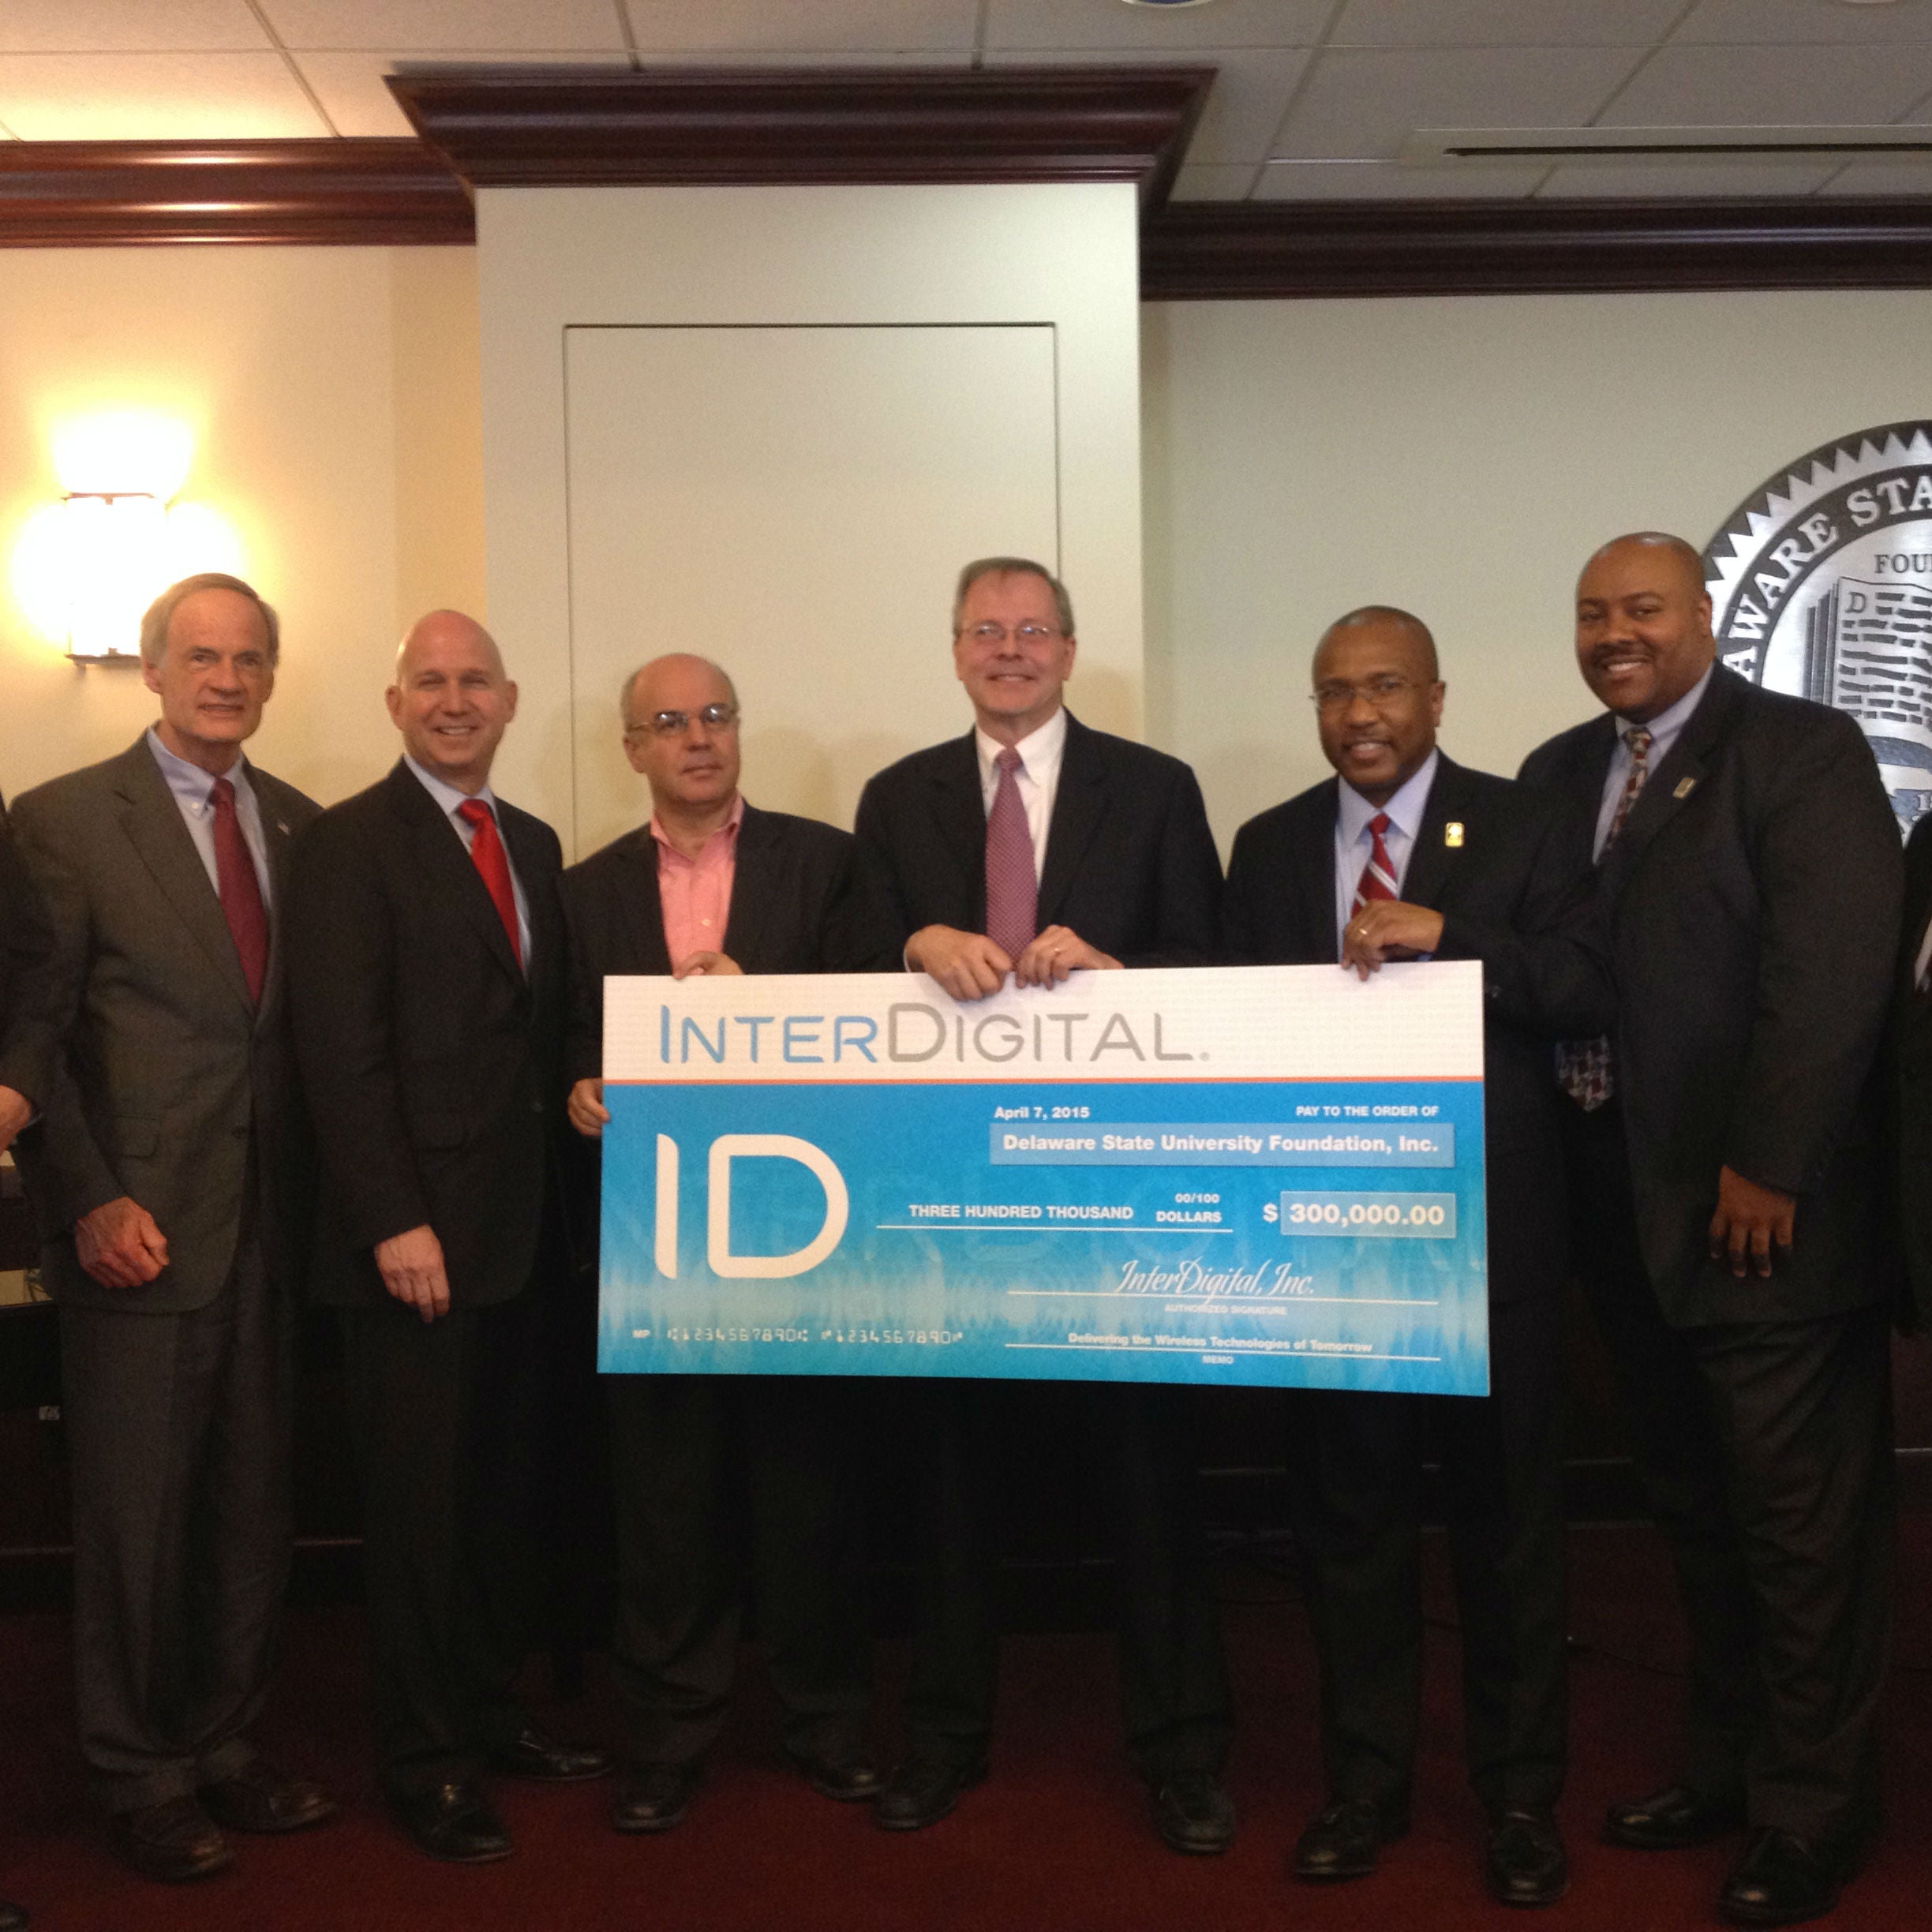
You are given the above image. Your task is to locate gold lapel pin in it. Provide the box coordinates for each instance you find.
[1673,777,1696,800]
[1444,822,1465,848]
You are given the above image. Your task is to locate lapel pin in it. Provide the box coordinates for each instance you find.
[1443,822,1464,848]
[1673,777,1697,800]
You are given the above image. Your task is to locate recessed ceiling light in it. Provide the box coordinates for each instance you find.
[1835,2,1906,9]
[1120,2,1222,10]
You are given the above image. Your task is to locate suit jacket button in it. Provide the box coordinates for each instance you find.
[531,1100,544,1114]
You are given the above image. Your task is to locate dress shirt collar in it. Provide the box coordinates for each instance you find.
[975,705,1068,795]
[650,791,745,862]
[1337,748,1439,859]
[145,726,252,807]
[1615,663,1713,762]
[404,754,504,825]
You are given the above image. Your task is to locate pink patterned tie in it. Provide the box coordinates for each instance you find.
[1556,727,1653,1110]
[1351,811,1398,916]
[984,747,1037,964]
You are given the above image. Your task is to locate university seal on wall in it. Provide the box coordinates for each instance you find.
[1704,420,1932,834]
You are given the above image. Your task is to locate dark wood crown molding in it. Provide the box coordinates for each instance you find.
[1141,197,1932,300]
[0,139,472,247]
[387,65,1213,203]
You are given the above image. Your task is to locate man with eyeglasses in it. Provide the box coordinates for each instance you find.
[564,654,892,1834]
[852,557,1234,1853]
[1222,605,1612,1908]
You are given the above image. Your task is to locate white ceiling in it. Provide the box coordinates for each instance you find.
[0,0,1930,200]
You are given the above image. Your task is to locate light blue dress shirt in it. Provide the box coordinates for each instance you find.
[403,755,532,962]
[144,727,273,906]
[1333,748,1440,957]
[1592,665,1714,861]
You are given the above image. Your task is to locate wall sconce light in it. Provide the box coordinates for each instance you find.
[9,410,245,666]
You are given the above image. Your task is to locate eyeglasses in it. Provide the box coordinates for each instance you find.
[626,703,739,739]
[1310,676,1427,713]
[957,621,1062,646]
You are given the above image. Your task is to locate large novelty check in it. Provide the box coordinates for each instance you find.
[597,962,1488,1395]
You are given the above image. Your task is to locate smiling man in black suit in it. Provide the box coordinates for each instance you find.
[1521,533,1902,1929]
[1222,605,1612,1908]
[562,653,889,1834]
[285,611,609,1863]
[852,557,1234,1853]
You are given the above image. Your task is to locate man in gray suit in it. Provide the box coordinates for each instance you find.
[10,574,335,1883]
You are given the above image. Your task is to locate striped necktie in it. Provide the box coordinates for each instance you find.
[1351,811,1399,915]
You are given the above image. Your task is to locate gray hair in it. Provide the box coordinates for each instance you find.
[140,573,279,668]
[952,557,1075,637]
[619,656,739,729]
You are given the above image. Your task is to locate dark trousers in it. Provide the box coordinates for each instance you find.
[340,1280,551,1799]
[1286,1281,1567,1816]
[899,1378,1232,1780]
[1563,1097,1893,1844]
[61,1231,292,1813]
[608,1373,871,1765]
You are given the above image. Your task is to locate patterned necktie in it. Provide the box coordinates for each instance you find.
[458,796,522,968]
[208,776,268,1005]
[1351,811,1398,916]
[1556,726,1655,1110]
[984,746,1037,963]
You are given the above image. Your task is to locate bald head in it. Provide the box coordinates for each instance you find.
[1314,605,1439,686]
[620,653,737,732]
[385,607,519,796]
[1574,531,1715,723]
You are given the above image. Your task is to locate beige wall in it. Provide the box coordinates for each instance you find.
[6,248,1931,863]
[1141,290,1932,852]
[0,245,483,810]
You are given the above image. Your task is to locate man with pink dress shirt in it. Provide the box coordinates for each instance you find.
[562,655,893,1836]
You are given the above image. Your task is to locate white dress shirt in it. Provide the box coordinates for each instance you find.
[404,755,531,961]
[1592,665,1714,861]
[1332,750,1440,957]
[145,727,273,906]
[975,706,1067,883]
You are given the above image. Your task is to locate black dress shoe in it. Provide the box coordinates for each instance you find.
[490,1724,612,1783]
[200,1759,339,1833]
[612,1762,702,1834]
[392,1781,512,1863]
[1604,1781,1747,1851]
[1486,1807,1569,1908]
[1291,1796,1409,1881]
[873,1757,987,1832]
[784,1742,883,1803]
[109,1797,237,1883]
[1151,1769,1236,1855]
[1720,1828,1856,1926]
[0,1899,24,1930]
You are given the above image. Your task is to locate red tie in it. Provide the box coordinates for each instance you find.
[1350,811,1398,915]
[458,797,522,968]
[984,746,1037,963]
[208,776,268,1005]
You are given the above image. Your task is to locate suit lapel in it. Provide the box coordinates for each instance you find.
[1037,713,1106,930]
[111,737,253,1013]
[609,830,673,975]
[1398,754,1462,913]
[1604,665,1740,889]
[930,733,990,930]
[721,804,776,968]
[251,766,301,1026]
[497,800,554,987]
[385,762,524,987]
[1296,781,1343,964]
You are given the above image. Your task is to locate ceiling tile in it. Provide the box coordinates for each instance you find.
[1252,159,1548,199]
[985,0,1330,51]
[1169,162,1260,200]
[1535,159,1837,197]
[1274,46,1642,159]
[1823,158,1932,191]
[0,2,268,53]
[1675,0,1932,45]
[296,50,634,137]
[623,1,976,55]
[983,46,1310,164]
[1601,40,1932,124]
[260,2,628,54]
[1331,0,1687,48]
[0,51,328,138]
